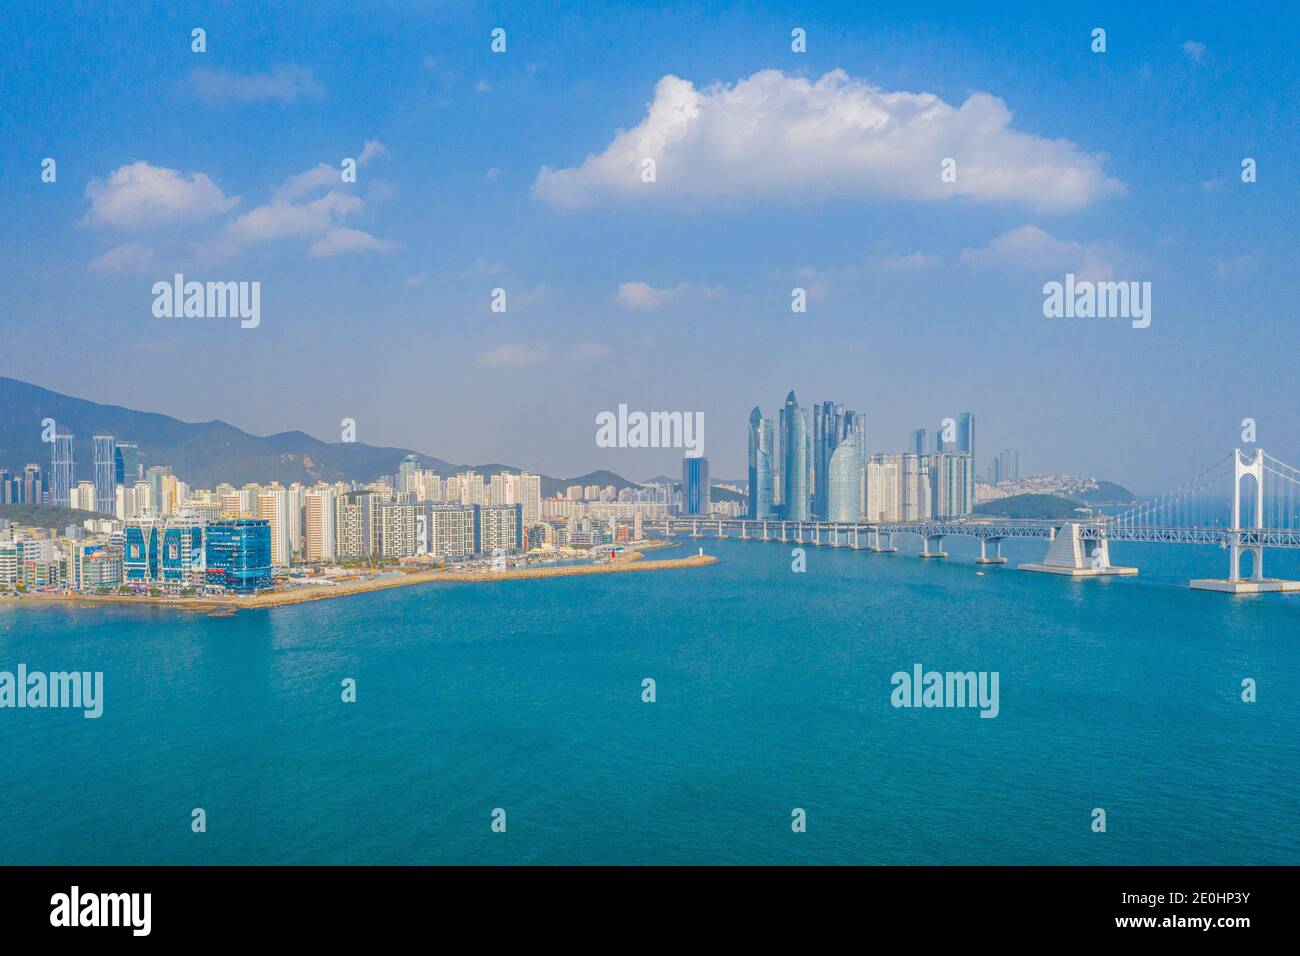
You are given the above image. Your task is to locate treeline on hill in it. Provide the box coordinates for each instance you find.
[973,494,1088,519]
[0,503,107,530]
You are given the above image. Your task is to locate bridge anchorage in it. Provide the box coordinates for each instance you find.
[652,448,1300,593]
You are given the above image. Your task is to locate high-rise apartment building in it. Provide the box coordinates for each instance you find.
[258,488,293,566]
[927,452,975,519]
[22,464,44,505]
[304,488,337,561]
[477,503,523,554]
[865,454,902,522]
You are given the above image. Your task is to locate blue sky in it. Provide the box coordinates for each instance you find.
[1,1,1297,491]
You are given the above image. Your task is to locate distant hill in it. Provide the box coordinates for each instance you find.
[974,494,1090,519]
[1076,480,1136,503]
[547,470,643,497]
[0,376,637,493]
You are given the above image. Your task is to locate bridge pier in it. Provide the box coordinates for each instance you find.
[716,520,728,539]
[975,538,1008,564]
[1019,523,1137,577]
[920,534,948,558]
[868,529,897,553]
[688,520,703,539]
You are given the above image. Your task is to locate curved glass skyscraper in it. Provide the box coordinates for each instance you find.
[747,407,774,519]
[781,391,810,521]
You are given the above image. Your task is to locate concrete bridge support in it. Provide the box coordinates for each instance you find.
[976,538,1008,564]
[920,535,948,558]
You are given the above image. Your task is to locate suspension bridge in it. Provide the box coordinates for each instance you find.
[644,449,1300,594]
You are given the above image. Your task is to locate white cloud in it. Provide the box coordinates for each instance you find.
[875,251,940,271]
[485,167,503,183]
[276,141,388,200]
[226,192,363,243]
[480,344,548,367]
[1215,255,1256,279]
[961,225,1121,281]
[534,69,1123,212]
[84,161,239,229]
[460,257,505,278]
[88,242,155,273]
[310,228,394,258]
[614,280,724,310]
[187,65,324,104]
[1182,41,1207,63]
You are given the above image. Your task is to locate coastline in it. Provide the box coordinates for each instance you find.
[3,542,716,614]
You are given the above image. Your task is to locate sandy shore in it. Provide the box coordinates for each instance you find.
[5,543,717,614]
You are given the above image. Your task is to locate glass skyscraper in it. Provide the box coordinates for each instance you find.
[781,391,809,521]
[114,442,138,485]
[812,402,865,519]
[747,407,774,519]
[92,435,116,515]
[205,519,273,594]
[50,433,75,507]
[827,433,861,522]
[958,412,975,460]
[681,456,710,516]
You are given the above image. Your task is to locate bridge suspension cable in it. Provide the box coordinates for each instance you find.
[1106,452,1234,531]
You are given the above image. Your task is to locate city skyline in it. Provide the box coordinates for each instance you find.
[1,4,1296,491]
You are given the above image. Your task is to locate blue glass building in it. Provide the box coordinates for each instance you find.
[681,456,711,516]
[123,523,158,583]
[92,435,116,515]
[205,519,273,594]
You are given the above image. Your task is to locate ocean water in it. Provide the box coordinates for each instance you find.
[1,536,1297,866]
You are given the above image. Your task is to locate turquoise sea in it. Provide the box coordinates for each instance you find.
[2,537,1297,865]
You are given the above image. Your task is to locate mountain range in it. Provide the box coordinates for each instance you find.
[0,377,643,496]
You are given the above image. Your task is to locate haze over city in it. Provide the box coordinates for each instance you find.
[2,2,1296,493]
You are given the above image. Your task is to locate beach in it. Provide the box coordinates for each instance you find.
[5,542,718,613]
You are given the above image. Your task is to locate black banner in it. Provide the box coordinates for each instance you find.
[0,866,1283,941]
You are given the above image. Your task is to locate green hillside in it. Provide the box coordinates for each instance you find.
[0,503,107,530]
[974,494,1089,519]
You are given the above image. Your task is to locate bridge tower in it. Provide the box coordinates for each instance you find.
[1230,447,1265,581]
